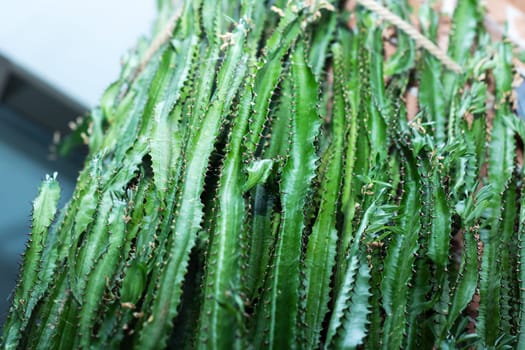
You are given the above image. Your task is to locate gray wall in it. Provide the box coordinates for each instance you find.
[0,1,156,107]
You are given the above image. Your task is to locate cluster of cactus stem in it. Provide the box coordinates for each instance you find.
[3,0,525,349]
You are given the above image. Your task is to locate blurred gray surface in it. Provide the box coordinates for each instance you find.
[0,1,156,107]
[517,81,525,119]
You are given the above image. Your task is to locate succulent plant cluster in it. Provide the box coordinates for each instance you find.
[2,0,525,349]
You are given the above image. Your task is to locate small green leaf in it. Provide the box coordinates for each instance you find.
[121,262,147,304]
[243,159,274,192]
[32,174,61,236]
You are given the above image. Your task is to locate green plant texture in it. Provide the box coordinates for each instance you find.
[3,0,525,349]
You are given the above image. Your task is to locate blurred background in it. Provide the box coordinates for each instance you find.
[0,0,156,327]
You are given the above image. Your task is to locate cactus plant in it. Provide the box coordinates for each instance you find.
[2,0,525,349]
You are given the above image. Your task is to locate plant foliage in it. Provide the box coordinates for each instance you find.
[2,0,525,349]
